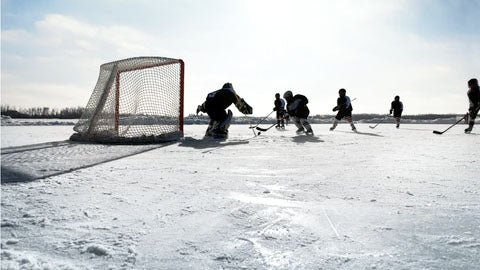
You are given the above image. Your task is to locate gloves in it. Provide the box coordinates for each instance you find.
[236,98,253,114]
[389,109,393,115]
[196,103,206,115]
[273,107,277,111]
[332,106,338,112]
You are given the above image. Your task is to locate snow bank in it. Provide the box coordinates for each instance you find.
[1,117,76,126]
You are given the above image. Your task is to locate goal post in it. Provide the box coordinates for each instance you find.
[71,57,184,143]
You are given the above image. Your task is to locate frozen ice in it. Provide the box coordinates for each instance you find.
[1,124,479,269]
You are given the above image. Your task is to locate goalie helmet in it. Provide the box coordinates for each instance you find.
[222,82,233,89]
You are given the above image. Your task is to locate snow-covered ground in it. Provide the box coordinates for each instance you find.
[1,123,479,269]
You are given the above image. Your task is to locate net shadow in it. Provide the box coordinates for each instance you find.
[1,140,172,184]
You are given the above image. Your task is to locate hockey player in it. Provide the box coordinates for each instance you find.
[273,93,286,128]
[330,88,356,131]
[196,83,252,138]
[283,91,313,135]
[465,78,480,134]
[390,95,404,128]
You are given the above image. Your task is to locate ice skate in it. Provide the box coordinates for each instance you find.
[305,128,314,136]
[211,129,228,139]
[296,127,305,134]
[465,121,474,134]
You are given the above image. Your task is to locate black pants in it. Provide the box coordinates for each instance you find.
[205,100,228,122]
[335,109,352,120]
[469,106,480,119]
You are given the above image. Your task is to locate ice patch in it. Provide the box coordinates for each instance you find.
[5,239,19,245]
[1,221,17,228]
[446,236,477,246]
[1,249,79,270]
[86,244,110,256]
[230,192,302,208]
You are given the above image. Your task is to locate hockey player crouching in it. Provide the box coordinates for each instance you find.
[330,88,356,131]
[197,82,253,138]
[283,91,313,135]
[390,95,404,128]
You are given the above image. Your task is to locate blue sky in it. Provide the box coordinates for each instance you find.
[2,0,479,115]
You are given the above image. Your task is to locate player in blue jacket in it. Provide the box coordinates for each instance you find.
[283,91,313,135]
[330,88,356,131]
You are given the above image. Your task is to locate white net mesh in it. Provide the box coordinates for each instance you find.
[72,57,184,143]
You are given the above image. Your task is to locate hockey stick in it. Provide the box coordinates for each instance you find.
[369,116,388,129]
[231,90,257,137]
[255,123,277,135]
[249,110,275,129]
[433,114,467,135]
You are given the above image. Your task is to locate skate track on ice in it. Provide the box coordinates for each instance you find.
[1,124,480,269]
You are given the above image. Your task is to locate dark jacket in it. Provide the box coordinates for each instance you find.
[287,94,310,118]
[468,86,480,108]
[205,88,237,111]
[337,96,352,112]
[391,101,403,113]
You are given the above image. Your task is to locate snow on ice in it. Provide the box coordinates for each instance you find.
[1,124,480,269]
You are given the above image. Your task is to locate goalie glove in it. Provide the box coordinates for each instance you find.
[235,98,253,114]
[196,102,206,115]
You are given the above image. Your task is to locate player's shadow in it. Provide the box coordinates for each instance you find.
[336,130,384,137]
[178,137,249,150]
[291,135,324,144]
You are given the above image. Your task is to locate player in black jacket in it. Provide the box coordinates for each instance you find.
[197,83,252,138]
[330,88,356,131]
[390,96,404,128]
[283,91,313,135]
[465,78,480,134]
[273,93,286,129]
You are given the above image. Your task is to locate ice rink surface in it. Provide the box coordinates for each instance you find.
[1,124,479,269]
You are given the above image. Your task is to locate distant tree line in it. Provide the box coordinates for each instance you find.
[185,113,461,125]
[1,106,460,121]
[1,105,85,119]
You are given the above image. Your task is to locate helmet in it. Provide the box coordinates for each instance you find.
[283,91,293,99]
[275,93,280,98]
[468,78,478,86]
[222,82,233,89]
[395,95,400,100]
[338,88,346,94]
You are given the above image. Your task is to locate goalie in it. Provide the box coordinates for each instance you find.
[197,82,253,138]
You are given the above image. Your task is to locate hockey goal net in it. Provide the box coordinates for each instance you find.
[71,57,184,143]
